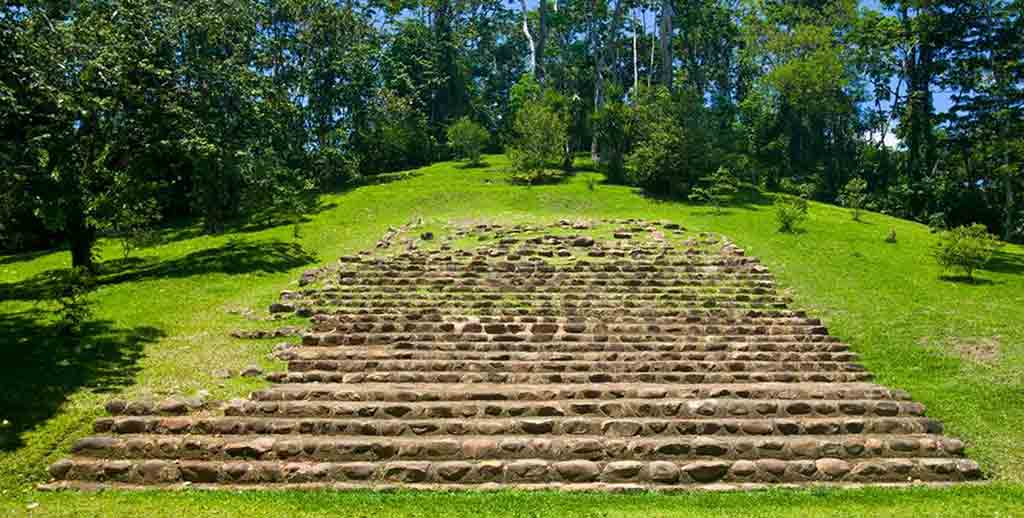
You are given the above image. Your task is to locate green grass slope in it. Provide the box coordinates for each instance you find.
[2,155,1023,516]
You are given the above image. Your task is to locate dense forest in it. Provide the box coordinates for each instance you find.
[1,1,1022,268]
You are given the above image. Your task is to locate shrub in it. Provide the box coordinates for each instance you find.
[839,177,868,221]
[51,267,96,340]
[626,87,711,197]
[689,166,739,214]
[775,194,809,233]
[933,224,1002,280]
[507,102,568,185]
[446,117,489,166]
[592,90,631,183]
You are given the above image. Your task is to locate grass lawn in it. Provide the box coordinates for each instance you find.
[2,155,1023,516]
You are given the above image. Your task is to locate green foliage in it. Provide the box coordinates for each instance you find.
[840,177,868,221]
[506,82,569,185]
[51,267,96,340]
[626,87,712,197]
[446,117,489,166]
[933,224,1002,280]
[775,194,810,233]
[689,167,740,214]
[591,86,631,183]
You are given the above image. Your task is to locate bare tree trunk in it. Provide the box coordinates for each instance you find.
[592,0,627,161]
[537,0,548,82]
[520,0,536,76]
[659,0,673,91]
[632,8,639,93]
[1005,165,1016,241]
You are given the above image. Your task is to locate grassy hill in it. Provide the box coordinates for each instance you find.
[2,156,1023,516]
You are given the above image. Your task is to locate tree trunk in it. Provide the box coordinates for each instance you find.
[536,0,548,82]
[520,0,536,76]
[659,0,673,91]
[1005,169,1015,241]
[66,203,96,271]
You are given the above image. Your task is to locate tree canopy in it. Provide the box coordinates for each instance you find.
[2,0,1022,267]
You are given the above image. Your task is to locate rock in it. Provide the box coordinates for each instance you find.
[572,237,595,247]
[601,461,645,482]
[268,303,295,314]
[816,458,852,478]
[647,461,680,483]
[421,232,434,241]
[213,369,232,379]
[683,461,730,483]
[613,231,632,239]
[554,460,600,482]
[157,398,188,414]
[240,365,264,377]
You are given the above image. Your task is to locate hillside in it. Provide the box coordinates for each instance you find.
[2,156,1023,516]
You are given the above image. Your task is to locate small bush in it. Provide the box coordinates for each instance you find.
[839,177,868,221]
[446,117,489,166]
[52,267,96,340]
[933,224,1002,280]
[689,166,739,214]
[507,102,568,185]
[775,194,809,233]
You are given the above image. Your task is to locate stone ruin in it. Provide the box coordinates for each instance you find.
[43,219,981,490]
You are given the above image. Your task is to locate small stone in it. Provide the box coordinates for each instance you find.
[683,461,730,482]
[647,461,680,483]
[554,460,600,482]
[268,303,295,314]
[730,460,758,477]
[421,232,434,241]
[240,365,263,377]
[613,231,632,239]
[816,458,852,478]
[572,237,595,247]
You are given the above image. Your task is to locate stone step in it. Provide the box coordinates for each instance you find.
[47,457,982,486]
[308,322,828,336]
[302,333,839,347]
[278,348,858,363]
[67,434,965,463]
[265,371,874,385]
[343,342,852,354]
[251,382,905,403]
[283,359,865,374]
[311,311,815,324]
[93,415,943,438]
[222,398,919,420]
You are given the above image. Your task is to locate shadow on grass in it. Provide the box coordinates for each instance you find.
[986,249,1024,275]
[938,274,999,286]
[0,239,319,302]
[0,248,59,266]
[0,309,163,452]
[456,162,490,170]
[639,184,774,211]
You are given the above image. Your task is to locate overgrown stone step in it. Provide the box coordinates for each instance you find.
[306,300,793,312]
[330,276,777,289]
[282,360,864,375]
[314,287,786,299]
[251,382,903,403]
[222,398,916,420]
[67,434,966,463]
[302,333,839,347]
[307,321,827,336]
[376,341,851,354]
[266,371,874,385]
[47,457,982,486]
[311,311,815,324]
[278,347,858,363]
[93,415,943,438]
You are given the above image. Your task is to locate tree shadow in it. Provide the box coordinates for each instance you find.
[0,309,163,452]
[0,239,319,302]
[938,275,999,286]
[638,184,773,211]
[456,161,490,170]
[985,249,1024,275]
[0,248,58,266]
[154,200,343,244]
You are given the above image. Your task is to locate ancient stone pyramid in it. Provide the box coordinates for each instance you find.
[44,219,982,490]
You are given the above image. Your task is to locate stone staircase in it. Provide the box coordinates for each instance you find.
[42,220,982,490]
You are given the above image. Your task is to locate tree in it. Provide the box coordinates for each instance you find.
[690,166,739,214]
[933,223,1002,280]
[840,177,868,221]
[446,117,490,166]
